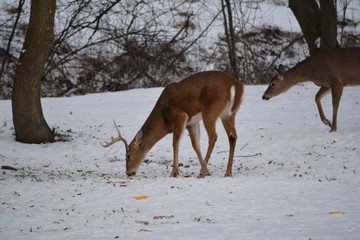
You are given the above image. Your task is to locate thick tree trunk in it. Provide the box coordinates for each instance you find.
[12,0,56,143]
[319,0,338,49]
[289,0,338,55]
[289,0,321,55]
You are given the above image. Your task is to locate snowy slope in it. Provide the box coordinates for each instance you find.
[1,83,360,239]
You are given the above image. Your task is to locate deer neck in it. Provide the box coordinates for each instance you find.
[139,107,169,152]
[286,58,313,86]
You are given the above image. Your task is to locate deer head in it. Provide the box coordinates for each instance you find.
[101,121,146,176]
[262,65,292,100]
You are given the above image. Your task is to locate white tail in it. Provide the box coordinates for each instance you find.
[262,48,360,132]
[102,71,244,177]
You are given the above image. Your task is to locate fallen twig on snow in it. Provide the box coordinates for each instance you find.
[234,153,262,158]
[218,143,249,154]
[1,165,18,171]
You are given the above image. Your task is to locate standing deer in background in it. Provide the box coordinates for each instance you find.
[102,71,244,177]
[262,48,360,132]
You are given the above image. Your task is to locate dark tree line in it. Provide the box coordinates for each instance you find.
[5,0,358,100]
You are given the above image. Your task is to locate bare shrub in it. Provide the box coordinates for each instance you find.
[213,26,307,84]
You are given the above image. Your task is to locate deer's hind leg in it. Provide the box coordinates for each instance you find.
[201,112,218,166]
[221,115,237,177]
[187,123,209,177]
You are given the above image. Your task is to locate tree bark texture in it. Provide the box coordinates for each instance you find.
[289,0,337,55]
[12,0,56,143]
[289,0,321,55]
[221,0,239,79]
[319,0,338,49]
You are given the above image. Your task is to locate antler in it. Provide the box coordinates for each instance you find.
[101,120,128,150]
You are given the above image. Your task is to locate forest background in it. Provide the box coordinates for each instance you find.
[1,0,359,100]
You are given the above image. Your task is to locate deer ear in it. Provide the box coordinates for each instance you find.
[274,65,286,80]
[274,67,280,77]
[134,130,143,145]
[278,64,286,75]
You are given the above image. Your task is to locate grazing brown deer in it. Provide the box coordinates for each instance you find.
[102,71,244,177]
[262,48,360,132]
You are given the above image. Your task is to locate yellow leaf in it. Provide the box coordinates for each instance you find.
[133,195,149,200]
[329,211,345,214]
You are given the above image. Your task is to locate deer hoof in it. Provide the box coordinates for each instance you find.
[198,168,210,177]
[197,168,210,178]
[329,127,337,133]
[170,172,179,178]
[198,173,210,178]
[323,119,332,127]
[197,173,206,178]
[225,173,232,177]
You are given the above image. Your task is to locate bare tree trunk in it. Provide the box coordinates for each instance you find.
[319,0,338,49]
[289,0,321,55]
[221,0,239,79]
[289,0,338,55]
[12,0,56,143]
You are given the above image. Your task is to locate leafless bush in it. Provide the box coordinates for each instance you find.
[213,26,307,84]
[39,0,202,97]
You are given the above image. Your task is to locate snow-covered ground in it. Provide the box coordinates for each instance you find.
[1,83,359,239]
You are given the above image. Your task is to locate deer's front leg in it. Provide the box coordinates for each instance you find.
[315,86,331,127]
[330,83,344,132]
[170,112,188,177]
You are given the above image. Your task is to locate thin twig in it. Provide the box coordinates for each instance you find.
[217,142,248,154]
[235,153,262,158]
[1,166,18,171]
[239,143,248,151]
